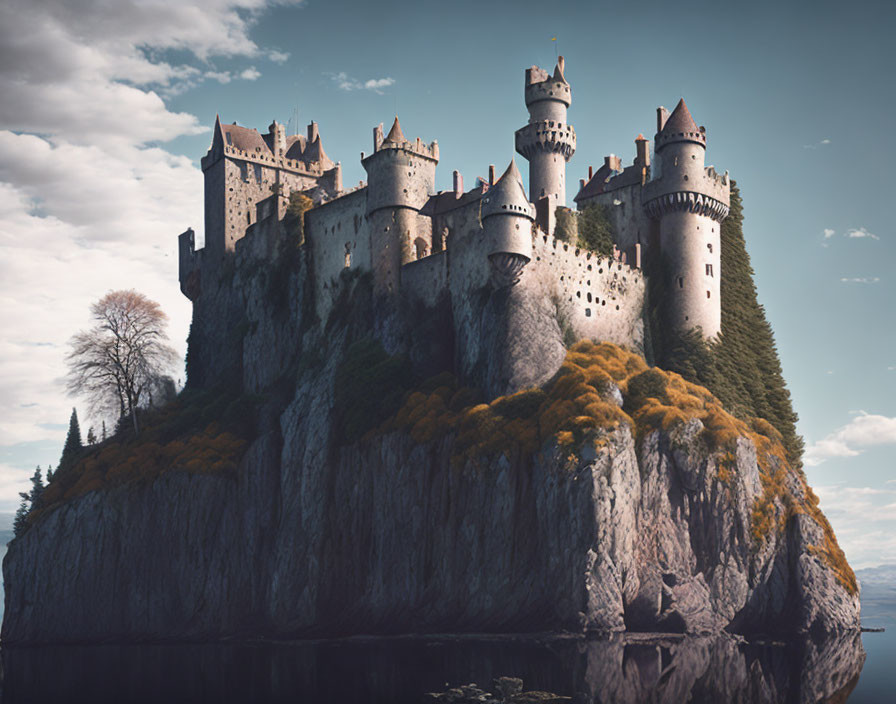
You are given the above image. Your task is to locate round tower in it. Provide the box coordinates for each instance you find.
[515,56,576,217]
[643,99,730,339]
[481,159,534,288]
[361,117,439,295]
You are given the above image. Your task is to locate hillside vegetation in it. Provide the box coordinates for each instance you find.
[651,183,804,466]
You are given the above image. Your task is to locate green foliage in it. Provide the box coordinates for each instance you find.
[577,204,616,257]
[58,408,83,472]
[554,207,578,243]
[334,338,416,444]
[30,385,256,530]
[651,184,804,465]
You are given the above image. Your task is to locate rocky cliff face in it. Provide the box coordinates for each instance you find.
[1,241,860,644]
[2,367,859,642]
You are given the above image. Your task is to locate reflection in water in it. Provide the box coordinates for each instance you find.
[0,630,864,703]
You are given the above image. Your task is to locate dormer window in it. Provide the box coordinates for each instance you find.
[225,133,233,146]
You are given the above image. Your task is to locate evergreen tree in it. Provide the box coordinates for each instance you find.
[28,466,45,509]
[101,420,107,441]
[59,408,84,472]
[46,464,54,483]
[86,426,97,445]
[13,492,29,537]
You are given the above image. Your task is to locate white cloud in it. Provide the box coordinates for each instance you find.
[803,138,832,149]
[805,412,896,466]
[268,50,290,64]
[846,227,880,240]
[239,66,261,81]
[0,1,297,508]
[823,228,836,239]
[811,484,896,569]
[329,72,396,94]
[839,277,880,284]
[206,71,233,84]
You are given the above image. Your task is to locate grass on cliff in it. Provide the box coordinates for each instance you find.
[375,340,855,594]
[24,387,255,530]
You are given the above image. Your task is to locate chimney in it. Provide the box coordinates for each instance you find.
[488,164,495,185]
[579,178,586,189]
[373,123,384,152]
[656,107,669,134]
[635,134,650,167]
[604,155,621,172]
[453,170,463,197]
[308,121,319,143]
[588,165,593,179]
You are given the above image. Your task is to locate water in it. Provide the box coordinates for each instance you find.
[0,566,892,702]
[0,629,886,703]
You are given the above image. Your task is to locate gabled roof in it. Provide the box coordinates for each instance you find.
[480,159,533,220]
[220,122,271,154]
[284,134,307,160]
[302,136,332,167]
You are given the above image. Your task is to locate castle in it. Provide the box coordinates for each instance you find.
[178,57,730,395]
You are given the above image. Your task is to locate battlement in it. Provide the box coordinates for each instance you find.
[524,57,571,109]
[366,118,439,163]
[515,120,576,160]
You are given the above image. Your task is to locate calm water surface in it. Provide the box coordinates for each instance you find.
[1,628,890,703]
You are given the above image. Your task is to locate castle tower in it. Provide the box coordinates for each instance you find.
[362,117,439,295]
[515,56,577,230]
[481,159,535,287]
[643,99,730,338]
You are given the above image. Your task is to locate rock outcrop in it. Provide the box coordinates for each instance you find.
[1,242,860,644]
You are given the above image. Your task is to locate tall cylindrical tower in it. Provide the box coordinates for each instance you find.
[515,56,576,218]
[643,99,730,339]
[362,117,438,295]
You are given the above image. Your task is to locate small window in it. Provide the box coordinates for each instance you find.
[706,264,713,277]
[707,243,713,253]
[678,276,684,288]
[707,290,711,299]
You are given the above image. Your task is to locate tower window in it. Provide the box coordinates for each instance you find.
[678,277,684,288]
[707,243,713,253]
[707,291,711,298]
[706,264,713,277]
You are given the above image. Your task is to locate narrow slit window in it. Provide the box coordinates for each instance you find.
[706,264,713,277]
[678,276,684,288]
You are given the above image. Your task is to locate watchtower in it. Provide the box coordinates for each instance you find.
[362,117,439,295]
[515,56,576,233]
[643,99,729,338]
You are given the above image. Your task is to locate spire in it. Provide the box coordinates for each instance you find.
[480,159,534,220]
[660,99,698,136]
[655,98,706,151]
[383,116,406,145]
[212,114,226,150]
[552,55,567,83]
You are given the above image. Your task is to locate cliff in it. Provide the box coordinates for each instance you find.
[2,234,859,644]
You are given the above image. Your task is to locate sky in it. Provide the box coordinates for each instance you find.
[0,0,893,568]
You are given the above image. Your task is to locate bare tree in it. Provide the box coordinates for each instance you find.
[66,290,178,435]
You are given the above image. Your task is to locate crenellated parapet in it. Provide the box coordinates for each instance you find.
[514,120,576,160]
[643,190,730,221]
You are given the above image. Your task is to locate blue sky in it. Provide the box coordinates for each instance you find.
[0,0,893,567]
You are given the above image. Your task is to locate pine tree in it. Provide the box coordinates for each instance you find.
[101,420,107,441]
[59,408,84,472]
[13,492,29,537]
[28,466,45,509]
[46,464,54,483]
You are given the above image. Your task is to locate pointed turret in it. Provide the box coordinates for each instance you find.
[480,160,534,221]
[655,98,706,152]
[482,159,534,287]
[552,56,567,83]
[383,116,406,145]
